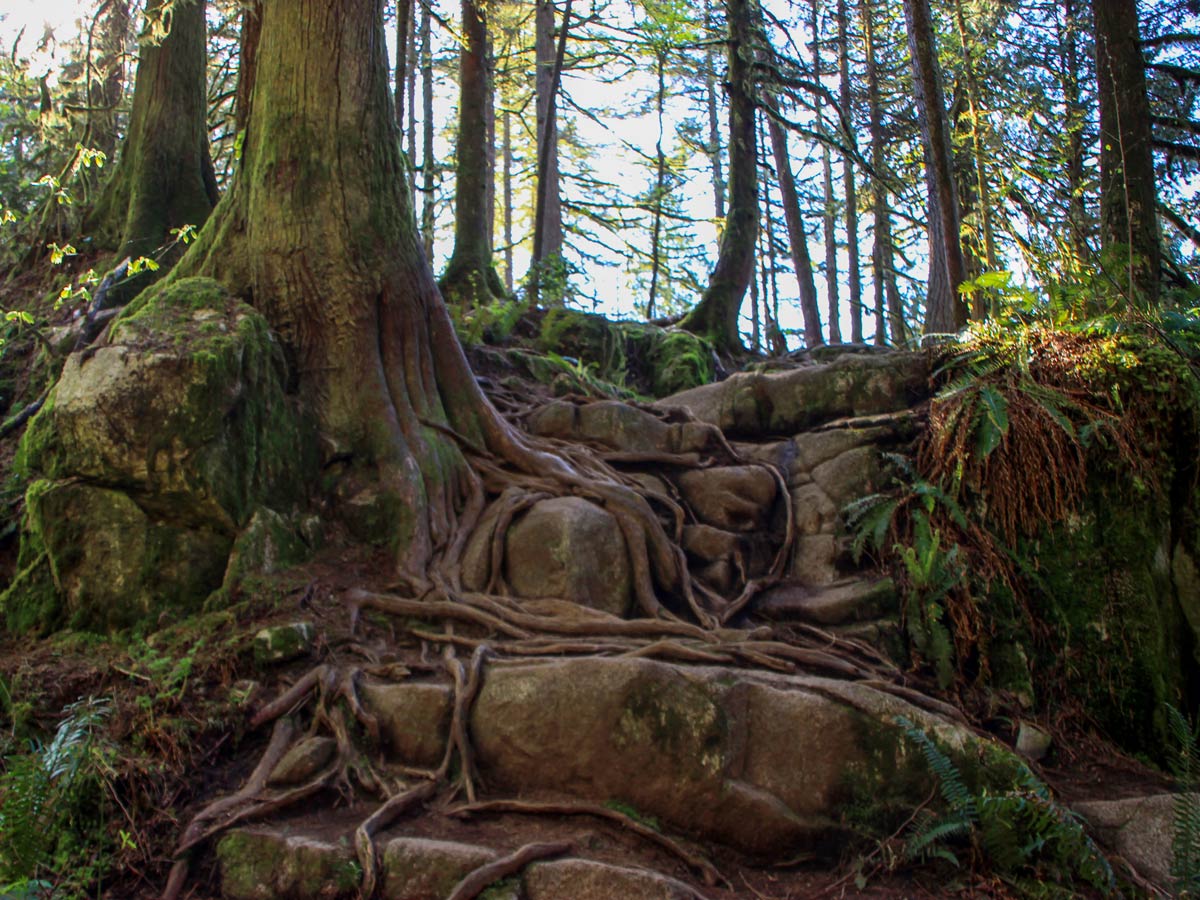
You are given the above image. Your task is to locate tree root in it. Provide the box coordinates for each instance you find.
[449,799,725,887]
[445,840,572,900]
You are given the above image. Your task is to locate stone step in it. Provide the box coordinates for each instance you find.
[654,352,929,438]
[753,578,897,626]
[217,828,703,900]
[351,656,981,858]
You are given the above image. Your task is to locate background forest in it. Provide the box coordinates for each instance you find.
[0,0,1196,347]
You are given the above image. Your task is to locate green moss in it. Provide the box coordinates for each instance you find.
[616,677,726,780]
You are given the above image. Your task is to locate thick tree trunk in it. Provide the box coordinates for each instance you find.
[174,0,565,574]
[680,0,758,355]
[1091,0,1160,304]
[837,0,862,342]
[441,0,505,307]
[767,114,822,348]
[86,0,218,276]
[902,0,967,334]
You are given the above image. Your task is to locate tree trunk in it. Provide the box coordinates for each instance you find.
[680,0,758,355]
[837,0,862,342]
[704,0,726,222]
[1060,0,1090,267]
[86,0,218,279]
[394,0,412,128]
[503,108,514,293]
[172,0,556,574]
[89,0,131,163]
[952,0,996,321]
[420,0,435,259]
[529,0,572,306]
[534,0,564,287]
[902,0,967,334]
[235,0,262,131]
[1091,0,1160,304]
[767,114,823,348]
[813,3,841,343]
[441,0,505,306]
[648,49,667,321]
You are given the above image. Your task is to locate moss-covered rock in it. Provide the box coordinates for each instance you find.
[4,277,317,634]
[1,480,230,633]
[536,309,714,398]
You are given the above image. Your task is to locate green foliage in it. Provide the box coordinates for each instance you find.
[898,718,1114,895]
[0,697,115,895]
[454,297,525,346]
[1167,704,1200,896]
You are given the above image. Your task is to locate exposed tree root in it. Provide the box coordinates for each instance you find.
[445,840,572,900]
[449,799,724,887]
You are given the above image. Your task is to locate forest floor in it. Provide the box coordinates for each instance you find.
[0,268,1182,897]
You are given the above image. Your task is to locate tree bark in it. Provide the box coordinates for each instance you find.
[648,49,667,321]
[902,0,967,334]
[1060,0,1090,266]
[1091,0,1160,304]
[813,3,841,343]
[86,0,218,277]
[173,0,570,575]
[680,0,758,355]
[767,113,822,348]
[441,0,505,306]
[503,108,514,293]
[529,0,572,306]
[235,0,262,132]
[704,0,726,222]
[420,0,435,259]
[534,0,564,287]
[394,0,412,129]
[837,0,862,342]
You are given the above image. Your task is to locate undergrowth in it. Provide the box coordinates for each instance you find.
[0,696,116,898]
[898,717,1115,897]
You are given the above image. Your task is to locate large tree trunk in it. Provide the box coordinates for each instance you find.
[529,0,572,306]
[441,0,505,307]
[534,0,564,293]
[1091,0,1160,304]
[767,114,822,348]
[902,0,967,334]
[1060,0,1090,267]
[171,0,690,599]
[173,0,544,573]
[86,0,218,277]
[88,0,131,164]
[680,0,758,355]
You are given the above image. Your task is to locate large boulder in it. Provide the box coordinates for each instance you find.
[504,496,632,617]
[656,352,929,438]
[362,656,985,858]
[3,277,316,633]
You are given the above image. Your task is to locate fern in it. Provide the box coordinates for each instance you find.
[0,697,112,887]
[1167,704,1200,896]
[897,718,1115,893]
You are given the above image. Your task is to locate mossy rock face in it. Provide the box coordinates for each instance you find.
[1017,482,1190,754]
[536,309,714,399]
[6,277,318,634]
[1,480,230,633]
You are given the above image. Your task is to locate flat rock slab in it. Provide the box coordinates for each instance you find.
[364,656,977,857]
[525,857,700,899]
[655,353,929,438]
[1074,793,1192,886]
[219,829,698,900]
